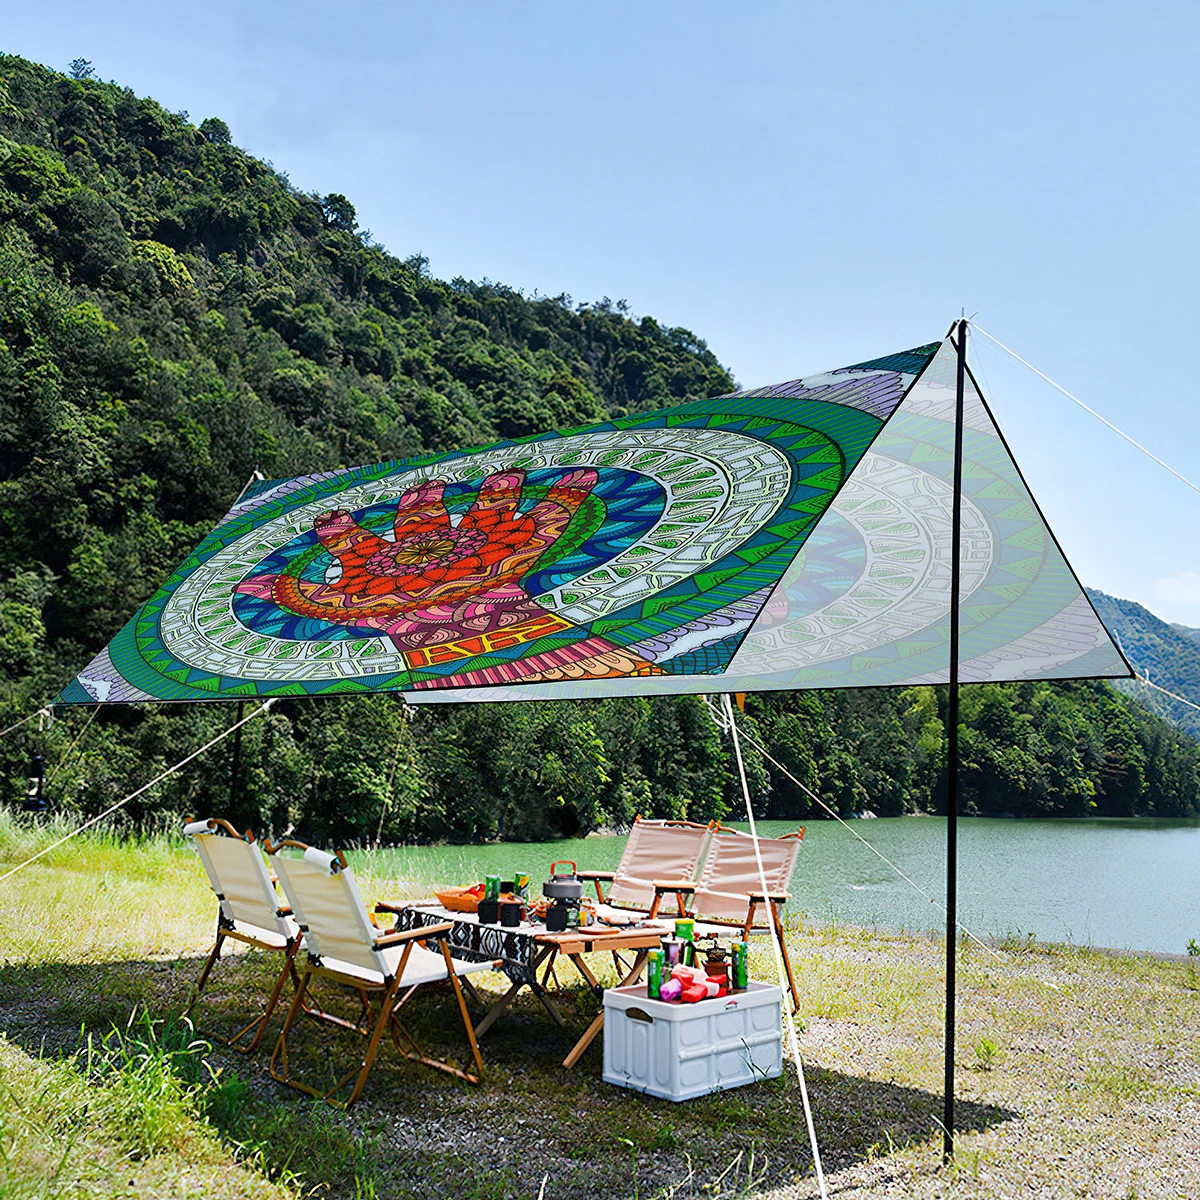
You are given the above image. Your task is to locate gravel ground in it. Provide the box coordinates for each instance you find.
[1,841,1196,1200]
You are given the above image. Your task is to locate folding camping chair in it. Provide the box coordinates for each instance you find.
[580,817,714,916]
[266,840,498,1109]
[182,817,303,1053]
[649,825,804,1007]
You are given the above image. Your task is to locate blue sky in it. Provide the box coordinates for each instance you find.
[6,1,1200,623]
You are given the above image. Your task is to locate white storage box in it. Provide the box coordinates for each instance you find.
[602,980,783,1101]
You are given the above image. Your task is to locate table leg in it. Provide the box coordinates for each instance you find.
[474,947,554,1038]
[568,952,602,998]
[562,950,649,1069]
[536,989,567,1027]
[473,978,524,1038]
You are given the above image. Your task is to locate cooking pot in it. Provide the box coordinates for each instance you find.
[543,860,584,902]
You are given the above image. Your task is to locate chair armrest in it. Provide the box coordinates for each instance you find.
[374,921,454,948]
[648,879,697,920]
[374,901,408,916]
[577,870,615,881]
[747,891,790,903]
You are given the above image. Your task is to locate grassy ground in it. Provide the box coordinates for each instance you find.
[0,813,1197,1200]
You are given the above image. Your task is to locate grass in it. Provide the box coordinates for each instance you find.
[1,810,1198,1199]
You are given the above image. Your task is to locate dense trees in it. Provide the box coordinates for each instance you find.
[0,53,1196,842]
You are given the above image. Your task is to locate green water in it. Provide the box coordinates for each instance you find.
[349,816,1200,955]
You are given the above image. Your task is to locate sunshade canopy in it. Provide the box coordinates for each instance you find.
[54,336,1130,706]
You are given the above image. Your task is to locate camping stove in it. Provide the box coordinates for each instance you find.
[543,860,584,931]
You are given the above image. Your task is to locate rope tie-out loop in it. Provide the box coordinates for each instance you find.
[1134,674,1200,715]
[0,700,275,884]
[0,708,53,742]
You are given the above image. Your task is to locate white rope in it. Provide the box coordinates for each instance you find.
[0,700,274,883]
[1129,674,1200,716]
[722,693,828,1200]
[707,697,1004,964]
[232,466,266,506]
[0,708,52,741]
[970,323,1200,498]
[47,704,103,784]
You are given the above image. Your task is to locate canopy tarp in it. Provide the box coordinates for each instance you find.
[54,336,1130,706]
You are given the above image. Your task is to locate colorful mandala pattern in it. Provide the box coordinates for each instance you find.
[403,340,1131,704]
[57,344,943,703]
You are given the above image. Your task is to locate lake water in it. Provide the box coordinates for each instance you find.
[353,817,1200,956]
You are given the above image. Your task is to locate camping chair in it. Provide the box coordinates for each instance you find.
[181,818,303,1053]
[649,825,804,1007]
[266,840,498,1108]
[580,817,714,916]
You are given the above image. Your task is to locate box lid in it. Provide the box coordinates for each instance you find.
[603,979,781,1020]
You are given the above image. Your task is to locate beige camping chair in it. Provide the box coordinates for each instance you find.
[649,825,804,1006]
[266,840,498,1108]
[580,817,714,916]
[182,818,303,1053]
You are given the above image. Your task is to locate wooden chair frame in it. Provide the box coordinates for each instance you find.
[646,826,804,1008]
[577,817,714,908]
[182,819,305,1054]
[266,841,495,1109]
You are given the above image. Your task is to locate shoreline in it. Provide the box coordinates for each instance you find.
[1,828,1198,1199]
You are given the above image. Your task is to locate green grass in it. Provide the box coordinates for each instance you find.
[2,814,1199,1199]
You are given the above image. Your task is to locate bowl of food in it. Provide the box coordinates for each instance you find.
[436,884,484,913]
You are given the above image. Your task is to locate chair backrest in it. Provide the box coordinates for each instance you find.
[607,818,713,910]
[184,818,292,940]
[690,826,804,923]
[268,844,383,978]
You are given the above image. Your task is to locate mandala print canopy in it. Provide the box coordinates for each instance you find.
[54,337,1130,706]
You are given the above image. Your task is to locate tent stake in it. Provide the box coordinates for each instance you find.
[943,318,967,1162]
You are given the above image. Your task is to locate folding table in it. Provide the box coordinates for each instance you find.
[392,902,670,1067]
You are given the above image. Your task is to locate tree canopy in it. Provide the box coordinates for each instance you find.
[1,53,1196,841]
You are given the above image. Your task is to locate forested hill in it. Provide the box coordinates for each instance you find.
[0,53,1197,841]
[1087,589,1200,740]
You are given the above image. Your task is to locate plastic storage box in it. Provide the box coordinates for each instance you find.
[602,980,783,1101]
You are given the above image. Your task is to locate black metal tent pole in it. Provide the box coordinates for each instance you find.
[943,318,967,1162]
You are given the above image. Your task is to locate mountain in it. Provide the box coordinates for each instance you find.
[0,52,1197,836]
[1087,589,1200,739]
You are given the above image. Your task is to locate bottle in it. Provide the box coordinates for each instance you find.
[646,949,664,999]
[731,941,749,990]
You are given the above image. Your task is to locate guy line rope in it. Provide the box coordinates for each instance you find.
[704,697,1004,964]
[970,322,1200,498]
[0,700,275,884]
[47,703,103,784]
[721,692,828,1200]
[0,707,52,742]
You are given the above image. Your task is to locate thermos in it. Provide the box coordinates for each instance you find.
[661,936,685,967]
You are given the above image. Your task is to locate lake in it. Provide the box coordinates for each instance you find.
[353,816,1200,956]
